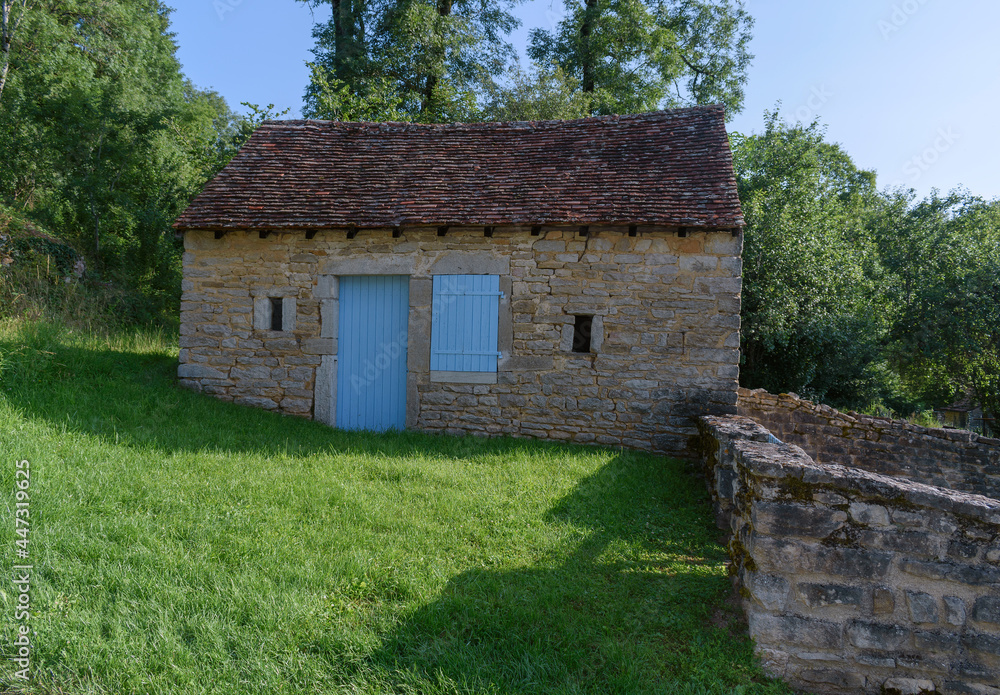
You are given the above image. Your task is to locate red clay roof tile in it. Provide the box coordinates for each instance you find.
[173,106,744,231]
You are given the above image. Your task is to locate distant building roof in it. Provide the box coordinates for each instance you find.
[938,391,981,413]
[173,106,744,232]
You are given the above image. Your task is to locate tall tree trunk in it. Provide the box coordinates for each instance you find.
[423,75,436,113]
[422,0,453,114]
[579,0,598,93]
[0,0,31,103]
[331,0,347,79]
[0,56,9,101]
[330,0,364,81]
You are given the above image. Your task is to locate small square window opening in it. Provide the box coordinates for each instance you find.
[572,315,593,353]
[270,297,284,331]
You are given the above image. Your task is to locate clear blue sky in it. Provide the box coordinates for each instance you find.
[167,0,1000,200]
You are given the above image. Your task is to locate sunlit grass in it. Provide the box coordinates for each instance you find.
[0,320,789,694]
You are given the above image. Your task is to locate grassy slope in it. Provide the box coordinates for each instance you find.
[0,321,789,694]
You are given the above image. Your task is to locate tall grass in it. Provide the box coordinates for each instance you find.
[0,320,789,694]
[0,265,177,333]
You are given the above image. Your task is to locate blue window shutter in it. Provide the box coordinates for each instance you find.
[431,275,501,372]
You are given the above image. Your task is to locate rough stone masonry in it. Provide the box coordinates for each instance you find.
[698,411,1000,695]
[178,225,742,457]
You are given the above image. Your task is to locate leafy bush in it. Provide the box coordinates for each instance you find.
[1,233,81,277]
[733,114,1000,426]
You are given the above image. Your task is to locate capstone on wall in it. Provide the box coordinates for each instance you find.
[178,226,742,455]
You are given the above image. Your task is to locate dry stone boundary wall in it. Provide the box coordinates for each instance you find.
[738,388,1000,500]
[697,412,1000,695]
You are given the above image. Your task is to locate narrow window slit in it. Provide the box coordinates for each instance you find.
[572,315,593,353]
[270,297,283,331]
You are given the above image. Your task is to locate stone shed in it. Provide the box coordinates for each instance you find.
[171,106,745,457]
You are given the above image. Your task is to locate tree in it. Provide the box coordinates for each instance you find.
[300,0,521,122]
[874,192,1000,430]
[0,0,242,317]
[734,112,1000,425]
[321,0,368,82]
[528,0,753,116]
[0,0,31,101]
[305,64,409,121]
[732,112,890,408]
[481,61,592,121]
[170,83,244,186]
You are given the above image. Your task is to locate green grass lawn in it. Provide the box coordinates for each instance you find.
[0,320,789,694]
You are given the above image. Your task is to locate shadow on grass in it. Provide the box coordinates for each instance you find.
[0,340,570,462]
[347,456,776,694]
[1,332,781,693]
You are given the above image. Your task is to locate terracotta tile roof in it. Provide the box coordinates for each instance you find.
[173,106,744,231]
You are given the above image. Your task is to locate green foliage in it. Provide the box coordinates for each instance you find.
[0,0,32,102]
[169,82,244,186]
[734,111,1000,427]
[0,0,244,320]
[234,101,292,144]
[301,0,754,122]
[873,192,1000,428]
[732,112,888,408]
[529,0,753,116]
[372,0,518,121]
[305,64,411,121]
[5,235,79,276]
[305,0,369,85]
[0,205,81,275]
[301,0,521,123]
[0,320,791,693]
[0,263,172,329]
[481,61,593,121]
[0,205,175,328]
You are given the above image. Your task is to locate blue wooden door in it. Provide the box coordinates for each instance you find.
[337,275,409,431]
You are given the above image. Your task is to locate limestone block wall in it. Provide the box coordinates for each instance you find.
[698,415,1000,695]
[178,225,742,455]
[739,388,1000,500]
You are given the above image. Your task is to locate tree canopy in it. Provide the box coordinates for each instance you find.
[300,0,753,121]
[732,112,1000,430]
[732,113,887,407]
[300,0,521,122]
[0,1,264,319]
[529,0,753,117]
[873,192,1000,426]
